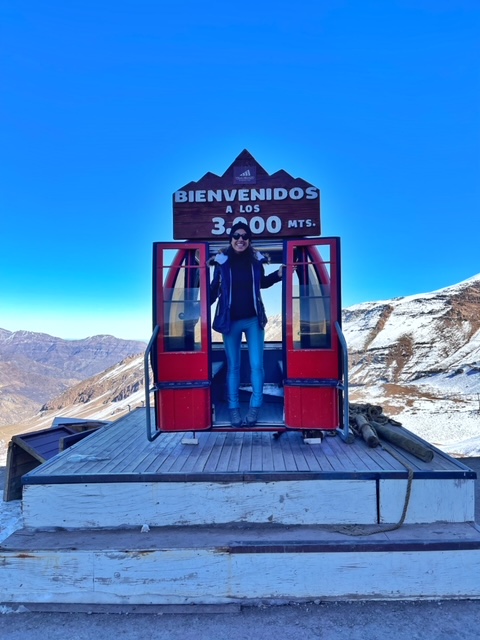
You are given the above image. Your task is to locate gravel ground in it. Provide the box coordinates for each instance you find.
[2,600,480,640]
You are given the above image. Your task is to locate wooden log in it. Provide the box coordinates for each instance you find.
[372,421,434,463]
[354,414,370,430]
[361,423,379,448]
[355,414,379,448]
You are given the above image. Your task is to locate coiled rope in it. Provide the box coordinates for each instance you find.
[334,403,414,536]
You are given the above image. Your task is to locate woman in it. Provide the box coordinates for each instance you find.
[209,222,283,427]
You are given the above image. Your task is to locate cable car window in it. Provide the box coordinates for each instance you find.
[162,250,201,352]
[292,245,331,349]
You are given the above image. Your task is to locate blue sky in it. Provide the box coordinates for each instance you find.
[1,1,479,340]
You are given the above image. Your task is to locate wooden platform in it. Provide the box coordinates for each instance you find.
[1,407,479,605]
[21,407,473,480]
[18,408,476,528]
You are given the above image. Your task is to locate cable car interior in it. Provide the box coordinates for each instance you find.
[145,237,349,442]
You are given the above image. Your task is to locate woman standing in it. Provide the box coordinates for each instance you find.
[209,222,283,427]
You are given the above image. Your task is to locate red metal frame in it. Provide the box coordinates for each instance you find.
[152,243,211,431]
[284,238,342,430]
[150,238,343,433]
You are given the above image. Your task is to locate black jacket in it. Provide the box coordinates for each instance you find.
[209,249,281,334]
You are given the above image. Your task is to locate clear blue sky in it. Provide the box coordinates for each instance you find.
[1,1,479,340]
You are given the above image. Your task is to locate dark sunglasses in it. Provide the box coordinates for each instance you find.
[232,232,249,240]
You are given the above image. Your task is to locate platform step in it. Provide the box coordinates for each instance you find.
[2,523,480,604]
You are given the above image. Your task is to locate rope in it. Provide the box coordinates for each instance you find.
[334,405,414,537]
[335,443,414,536]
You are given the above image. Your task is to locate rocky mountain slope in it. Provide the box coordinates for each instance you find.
[0,330,146,427]
[344,274,480,413]
[37,353,147,426]
[0,353,147,441]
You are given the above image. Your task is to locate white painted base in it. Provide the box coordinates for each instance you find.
[22,479,377,529]
[22,475,476,530]
[379,479,475,524]
[2,545,480,604]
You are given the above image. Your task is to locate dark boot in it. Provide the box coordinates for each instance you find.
[229,408,242,427]
[245,406,259,426]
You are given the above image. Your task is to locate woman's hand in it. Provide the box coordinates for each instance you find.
[278,264,286,278]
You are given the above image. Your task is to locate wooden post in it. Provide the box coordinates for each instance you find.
[372,421,434,463]
[355,414,379,448]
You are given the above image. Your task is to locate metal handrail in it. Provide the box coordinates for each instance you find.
[335,321,353,443]
[145,325,161,441]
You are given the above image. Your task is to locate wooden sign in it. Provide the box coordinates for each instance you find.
[172,149,321,240]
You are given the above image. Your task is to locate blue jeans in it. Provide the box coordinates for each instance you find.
[223,317,265,410]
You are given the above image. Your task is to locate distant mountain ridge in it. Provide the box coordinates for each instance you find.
[2,274,480,434]
[0,329,146,427]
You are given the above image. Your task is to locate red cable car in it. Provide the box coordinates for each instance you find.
[145,236,350,441]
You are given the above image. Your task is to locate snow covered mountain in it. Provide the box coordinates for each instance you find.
[343,275,480,457]
[344,274,480,398]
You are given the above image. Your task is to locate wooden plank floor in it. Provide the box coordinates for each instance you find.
[22,408,475,486]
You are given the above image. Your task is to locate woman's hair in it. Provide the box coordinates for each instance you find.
[230,221,251,239]
[227,243,255,260]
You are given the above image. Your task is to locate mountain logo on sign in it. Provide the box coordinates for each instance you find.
[234,165,256,184]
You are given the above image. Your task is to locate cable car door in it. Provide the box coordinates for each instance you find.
[152,242,211,432]
[284,237,342,430]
